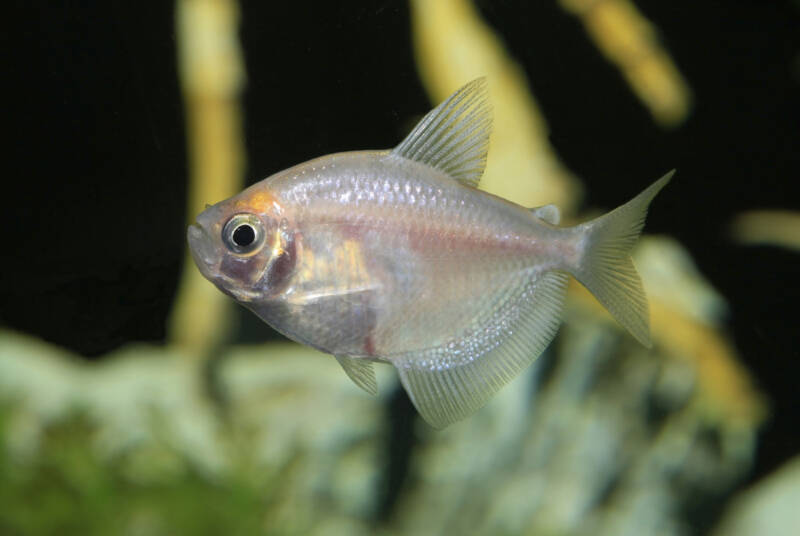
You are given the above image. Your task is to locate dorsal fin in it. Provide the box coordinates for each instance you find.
[392,78,492,188]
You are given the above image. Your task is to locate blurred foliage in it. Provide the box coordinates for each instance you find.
[558,0,692,127]
[712,455,800,536]
[0,404,271,536]
[731,210,800,252]
[0,334,386,536]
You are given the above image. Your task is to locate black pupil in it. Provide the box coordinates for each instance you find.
[232,224,255,247]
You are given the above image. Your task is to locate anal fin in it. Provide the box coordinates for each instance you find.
[394,270,568,428]
[335,355,378,396]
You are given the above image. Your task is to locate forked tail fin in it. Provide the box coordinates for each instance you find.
[572,171,674,347]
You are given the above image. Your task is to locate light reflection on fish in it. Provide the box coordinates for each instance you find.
[187,79,672,428]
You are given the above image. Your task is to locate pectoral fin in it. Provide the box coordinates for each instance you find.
[335,355,378,396]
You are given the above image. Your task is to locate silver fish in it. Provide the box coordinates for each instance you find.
[188,78,672,428]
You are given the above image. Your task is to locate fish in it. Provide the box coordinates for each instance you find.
[187,78,673,428]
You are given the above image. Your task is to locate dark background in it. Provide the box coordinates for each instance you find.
[3,0,798,523]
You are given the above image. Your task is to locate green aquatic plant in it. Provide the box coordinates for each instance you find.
[0,403,275,536]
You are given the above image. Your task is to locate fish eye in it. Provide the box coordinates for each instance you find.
[222,213,266,255]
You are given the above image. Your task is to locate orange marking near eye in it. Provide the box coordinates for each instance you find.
[234,190,280,214]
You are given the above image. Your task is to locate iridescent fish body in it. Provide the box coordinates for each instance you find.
[188,79,672,428]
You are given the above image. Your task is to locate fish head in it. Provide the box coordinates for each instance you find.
[187,185,296,303]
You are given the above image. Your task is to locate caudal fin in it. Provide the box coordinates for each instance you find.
[572,171,674,347]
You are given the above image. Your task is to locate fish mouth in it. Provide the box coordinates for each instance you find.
[187,223,217,273]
